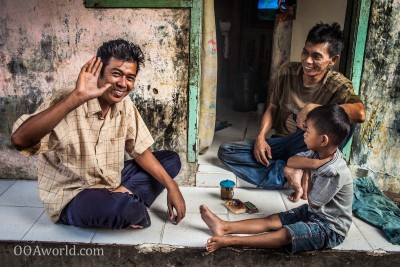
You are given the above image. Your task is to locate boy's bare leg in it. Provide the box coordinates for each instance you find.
[200,204,291,252]
[200,204,283,235]
[206,228,292,252]
[300,170,310,200]
[283,167,303,202]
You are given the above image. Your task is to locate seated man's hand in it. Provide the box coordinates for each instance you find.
[73,56,111,103]
[167,181,186,224]
[254,136,272,166]
[297,103,321,130]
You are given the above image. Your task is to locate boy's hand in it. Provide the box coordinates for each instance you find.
[297,103,321,130]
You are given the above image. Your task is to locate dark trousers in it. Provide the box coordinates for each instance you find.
[58,150,181,229]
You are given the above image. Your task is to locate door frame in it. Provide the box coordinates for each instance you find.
[341,0,371,160]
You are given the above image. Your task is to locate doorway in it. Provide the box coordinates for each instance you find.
[214,0,350,115]
[215,0,274,111]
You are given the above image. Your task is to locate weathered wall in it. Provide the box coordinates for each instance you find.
[350,0,400,194]
[0,0,196,184]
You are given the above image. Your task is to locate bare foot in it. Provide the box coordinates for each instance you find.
[206,236,233,252]
[128,224,143,229]
[112,185,134,195]
[288,190,303,203]
[200,204,225,236]
[284,167,303,203]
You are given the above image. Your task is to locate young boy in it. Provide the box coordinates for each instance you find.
[200,104,353,254]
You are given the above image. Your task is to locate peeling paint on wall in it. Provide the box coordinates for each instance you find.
[0,0,195,184]
[351,0,400,194]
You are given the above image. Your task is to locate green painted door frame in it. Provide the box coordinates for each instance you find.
[85,0,202,163]
[341,0,371,160]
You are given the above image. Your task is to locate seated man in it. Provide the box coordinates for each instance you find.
[202,104,353,254]
[218,22,365,196]
[11,39,185,229]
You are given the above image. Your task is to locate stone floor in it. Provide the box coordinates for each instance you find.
[0,98,399,258]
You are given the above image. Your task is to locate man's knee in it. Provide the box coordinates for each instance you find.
[166,151,181,178]
[154,150,181,178]
[61,189,149,229]
[218,143,229,161]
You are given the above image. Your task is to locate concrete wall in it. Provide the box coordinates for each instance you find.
[0,0,196,184]
[350,0,400,194]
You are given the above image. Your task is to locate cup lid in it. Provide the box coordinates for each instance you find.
[220,179,235,188]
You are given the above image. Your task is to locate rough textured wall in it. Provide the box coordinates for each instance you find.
[351,0,400,194]
[0,0,195,184]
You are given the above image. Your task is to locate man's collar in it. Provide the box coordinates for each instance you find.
[86,98,122,118]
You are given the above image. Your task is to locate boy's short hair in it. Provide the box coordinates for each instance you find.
[97,39,145,77]
[306,104,350,147]
[306,22,344,57]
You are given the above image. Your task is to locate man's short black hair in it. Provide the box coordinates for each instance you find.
[306,22,344,57]
[96,39,145,77]
[306,104,350,147]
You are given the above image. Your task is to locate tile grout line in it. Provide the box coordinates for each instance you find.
[279,191,290,211]
[352,219,377,251]
[89,229,97,243]
[21,210,45,241]
[159,211,168,244]
[0,180,17,197]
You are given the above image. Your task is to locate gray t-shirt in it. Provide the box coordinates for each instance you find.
[297,149,353,237]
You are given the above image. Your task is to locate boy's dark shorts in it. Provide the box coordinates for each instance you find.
[278,204,345,254]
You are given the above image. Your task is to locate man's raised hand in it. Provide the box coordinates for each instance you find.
[74,57,111,103]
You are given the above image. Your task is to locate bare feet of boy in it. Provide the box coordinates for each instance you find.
[206,236,234,252]
[200,204,225,236]
[284,167,303,203]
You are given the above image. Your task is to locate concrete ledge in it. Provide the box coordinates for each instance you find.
[1,241,400,267]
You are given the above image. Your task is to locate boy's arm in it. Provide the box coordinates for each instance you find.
[306,171,318,208]
[287,155,334,170]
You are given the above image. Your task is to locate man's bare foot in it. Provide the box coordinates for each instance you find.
[112,185,134,195]
[128,224,143,229]
[284,167,304,203]
[206,236,233,252]
[200,204,226,236]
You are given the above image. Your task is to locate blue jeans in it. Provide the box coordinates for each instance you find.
[218,128,307,189]
[278,204,345,254]
[58,150,181,229]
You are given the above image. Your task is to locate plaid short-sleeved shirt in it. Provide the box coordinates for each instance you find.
[12,89,154,222]
[270,62,362,136]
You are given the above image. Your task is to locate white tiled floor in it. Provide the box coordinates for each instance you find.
[1,180,399,252]
[0,98,399,253]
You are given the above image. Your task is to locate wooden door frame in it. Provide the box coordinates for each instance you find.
[341,0,371,160]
